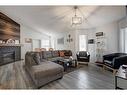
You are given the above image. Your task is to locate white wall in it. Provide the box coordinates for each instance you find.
[76,29,96,62]
[63,29,96,62]
[118,17,127,52]
[64,30,76,58]
[20,25,49,59]
[96,21,119,54]
[118,17,127,29]
[54,33,67,50]
[62,21,119,63]
[20,20,119,62]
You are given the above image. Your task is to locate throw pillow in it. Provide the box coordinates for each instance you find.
[33,53,41,65]
[59,51,65,57]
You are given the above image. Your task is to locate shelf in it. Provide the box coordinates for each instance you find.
[0,44,23,47]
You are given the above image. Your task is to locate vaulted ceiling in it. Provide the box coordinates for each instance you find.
[0,6,126,36]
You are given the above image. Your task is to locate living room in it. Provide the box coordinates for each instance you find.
[0,5,127,90]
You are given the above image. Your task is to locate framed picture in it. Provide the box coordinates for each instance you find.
[96,32,103,37]
[57,37,64,44]
[88,39,95,44]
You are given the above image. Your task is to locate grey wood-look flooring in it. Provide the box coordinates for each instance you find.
[0,61,115,89]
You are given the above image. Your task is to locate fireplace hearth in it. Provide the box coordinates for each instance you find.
[2,51,15,64]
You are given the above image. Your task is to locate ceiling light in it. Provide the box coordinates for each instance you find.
[72,6,82,25]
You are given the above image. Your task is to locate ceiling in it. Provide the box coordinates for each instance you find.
[0,6,126,36]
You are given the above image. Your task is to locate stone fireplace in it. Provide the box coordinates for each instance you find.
[0,12,21,66]
[0,46,21,66]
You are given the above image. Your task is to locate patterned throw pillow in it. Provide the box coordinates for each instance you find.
[59,51,65,57]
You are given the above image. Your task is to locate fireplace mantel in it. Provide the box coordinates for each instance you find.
[0,44,23,47]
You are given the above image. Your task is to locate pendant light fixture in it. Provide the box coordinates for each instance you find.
[72,6,82,25]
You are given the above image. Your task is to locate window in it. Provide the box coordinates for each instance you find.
[41,39,50,50]
[79,35,87,51]
[32,39,41,51]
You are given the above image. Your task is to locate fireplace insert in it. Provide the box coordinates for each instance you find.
[0,46,21,66]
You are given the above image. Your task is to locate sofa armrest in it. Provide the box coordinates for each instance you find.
[76,54,79,59]
[113,55,127,69]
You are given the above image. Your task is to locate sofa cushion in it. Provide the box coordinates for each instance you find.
[26,52,40,66]
[104,60,112,64]
[25,52,34,66]
[47,58,56,61]
[104,60,113,67]
[52,51,59,57]
[59,51,65,57]
[79,51,87,57]
[64,50,72,56]
[47,57,63,62]
[79,57,88,59]
[31,62,64,79]
[38,52,44,62]
[33,52,41,64]
[42,51,52,59]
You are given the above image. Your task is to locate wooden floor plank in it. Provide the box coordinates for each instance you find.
[0,61,114,89]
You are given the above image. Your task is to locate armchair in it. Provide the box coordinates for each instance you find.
[76,51,90,64]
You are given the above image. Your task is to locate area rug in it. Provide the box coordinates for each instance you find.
[64,64,85,74]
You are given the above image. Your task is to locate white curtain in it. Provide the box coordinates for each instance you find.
[120,28,127,53]
[79,35,87,51]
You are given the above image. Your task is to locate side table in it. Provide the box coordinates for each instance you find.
[115,66,127,89]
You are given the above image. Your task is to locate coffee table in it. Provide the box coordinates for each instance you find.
[58,58,77,71]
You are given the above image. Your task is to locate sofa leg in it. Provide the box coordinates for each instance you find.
[77,62,79,67]
[102,65,105,71]
[113,70,117,75]
[59,76,63,79]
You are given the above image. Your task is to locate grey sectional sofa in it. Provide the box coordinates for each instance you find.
[42,50,72,62]
[25,51,64,88]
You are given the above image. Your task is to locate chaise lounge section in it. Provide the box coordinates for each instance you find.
[25,52,64,88]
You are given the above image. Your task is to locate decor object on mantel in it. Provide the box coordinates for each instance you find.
[0,39,15,44]
[0,39,21,46]
[25,38,32,43]
[0,44,23,47]
[6,39,15,44]
[67,34,73,43]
